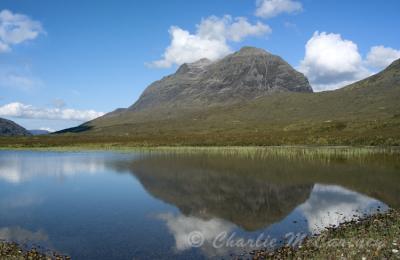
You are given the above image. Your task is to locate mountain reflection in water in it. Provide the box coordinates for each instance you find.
[0,151,398,259]
[110,153,394,254]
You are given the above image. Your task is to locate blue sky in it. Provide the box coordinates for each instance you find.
[0,0,399,131]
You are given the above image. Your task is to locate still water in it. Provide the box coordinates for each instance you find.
[0,150,398,259]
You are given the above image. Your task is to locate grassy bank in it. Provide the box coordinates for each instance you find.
[253,209,400,259]
[1,144,400,161]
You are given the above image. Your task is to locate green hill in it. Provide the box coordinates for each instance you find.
[54,55,400,146]
[4,49,398,147]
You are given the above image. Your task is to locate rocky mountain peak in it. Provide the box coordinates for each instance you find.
[130,47,313,111]
[235,46,273,56]
[176,58,213,76]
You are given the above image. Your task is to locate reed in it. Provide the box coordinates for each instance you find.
[3,145,398,162]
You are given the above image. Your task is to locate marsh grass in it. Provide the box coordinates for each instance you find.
[2,145,399,163]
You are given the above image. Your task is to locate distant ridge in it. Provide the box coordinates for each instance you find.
[0,118,32,137]
[29,129,51,136]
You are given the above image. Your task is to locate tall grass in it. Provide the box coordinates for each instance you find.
[5,145,398,162]
[129,146,400,162]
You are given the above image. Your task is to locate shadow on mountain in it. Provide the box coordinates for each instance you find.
[55,124,93,134]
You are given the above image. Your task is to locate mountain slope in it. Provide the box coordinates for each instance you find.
[0,118,32,137]
[58,54,400,146]
[130,47,312,111]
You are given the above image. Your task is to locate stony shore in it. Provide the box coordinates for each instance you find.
[251,209,400,259]
[2,210,399,259]
[0,242,69,260]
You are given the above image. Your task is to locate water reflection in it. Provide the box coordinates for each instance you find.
[158,213,234,251]
[0,193,44,209]
[297,184,388,233]
[112,154,313,231]
[0,151,112,183]
[0,226,48,244]
[110,153,394,256]
[0,151,398,259]
[157,184,388,256]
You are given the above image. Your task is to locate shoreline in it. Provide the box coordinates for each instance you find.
[1,144,399,152]
[252,209,400,259]
[1,210,399,259]
[1,145,399,164]
[0,241,69,260]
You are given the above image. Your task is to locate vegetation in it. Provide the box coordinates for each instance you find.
[1,142,399,158]
[1,59,400,147]
[41,56,400,147]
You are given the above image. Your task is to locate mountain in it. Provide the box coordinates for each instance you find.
[29,129,51,136]
[0,118,32,137]
[130,47,312,111]
[58,49,400,146]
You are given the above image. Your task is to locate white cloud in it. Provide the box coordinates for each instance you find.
[255,0,303,19]
[365,45,400,69]
[299,31,371,91]
[0,41,10,52]
[150,15,271,68]
[39,127,55,132]
[0,9,45,53]
[0,102,104,121]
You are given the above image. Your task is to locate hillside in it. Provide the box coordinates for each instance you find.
[0,118,32,137]
[54,53,400,146]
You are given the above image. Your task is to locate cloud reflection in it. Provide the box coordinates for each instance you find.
[0,226,48,243]
[298,184,388,233]
[0,152,109,184]
[161,184,388,255]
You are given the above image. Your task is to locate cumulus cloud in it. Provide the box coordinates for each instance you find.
[0,102,104,121]
[299,31,371,91]
[150,15,271,68]
[365,45,400,69]
[0,9,45,53]
[255,0,303,18]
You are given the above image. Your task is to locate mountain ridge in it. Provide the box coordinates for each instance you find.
[129,46,312,112]
[55,49,400,146]
[0,118,32,137]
